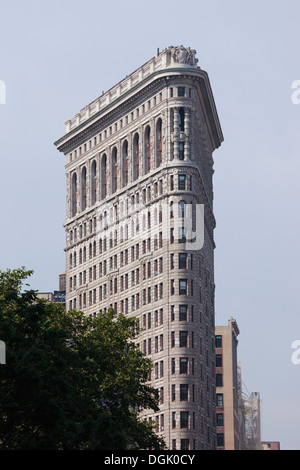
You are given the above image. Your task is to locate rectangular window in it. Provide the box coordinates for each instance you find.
[178,227,186,243]
[216,413,224,427]
[178,174,186,190]
[216,393,223,407]
[181,439,189,450]
[179,357,188,374]
[180,384,189,401]
[171,331,175,347]
[160,360,164,377]
[171,305,175,321]
[172,412,176,429]
[216,354,222,368]
[180,411,189,429]
[178,87,185,97]
[170,253,175,269]
[217,433,224,447]
[179,142,185,160]
[179,305,188,321]
[216,373,223,387]
[179,253,187,269]
[171,357,176,374]
[179,331,188,347]
[179,279,187,295]
[215,335,222,348]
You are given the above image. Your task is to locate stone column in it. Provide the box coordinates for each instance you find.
[173,107,179,160]
[184,108,190,160]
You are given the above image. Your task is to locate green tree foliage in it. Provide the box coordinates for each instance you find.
[0,267,165,450]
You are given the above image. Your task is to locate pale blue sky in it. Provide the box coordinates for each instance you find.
[0,0,299,449]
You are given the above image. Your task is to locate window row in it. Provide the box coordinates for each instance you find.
[141,309,164,329]
[152,411,197,436]
[69,91,164,163]
[98,199,193,234]
[171,330,195,348]
[171,411,196,430]
[70,252,194,278]
[141,336,164,356]
[171,357,195,375]
[171,384,196,402]
[170,279,193,296]
[68,199,196,253]
[69,235,163,269]
[171,439,195,451]
[69,281,211,318]
[96,175,192,227]
[169,86,193,99]
[70,161,194,221]
[70,120,163,217]
[141,305,193,330]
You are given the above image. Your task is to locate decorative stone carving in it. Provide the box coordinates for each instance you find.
[168,45,198,66]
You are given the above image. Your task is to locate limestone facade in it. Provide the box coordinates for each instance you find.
[54,46,223,450]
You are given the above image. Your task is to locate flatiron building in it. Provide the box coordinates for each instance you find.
[54,46,223,450]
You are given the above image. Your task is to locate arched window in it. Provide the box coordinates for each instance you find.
[91,160,97,205]
[101,154,107,199]
[112,147,118,193]
[122,140,129,187]
[133,133,139,181]
[144,126,151,174]
[71,172,77,217]
[81,166,87,211]
[156,118,162,167]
